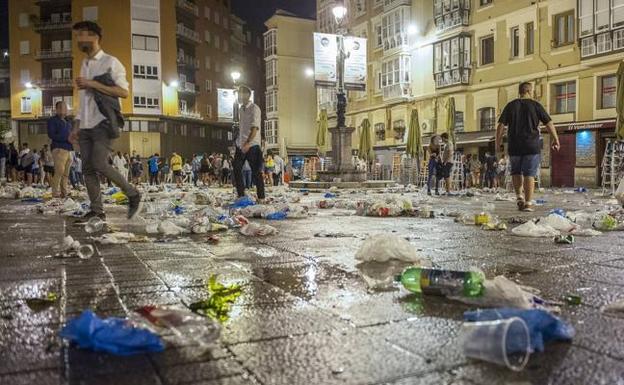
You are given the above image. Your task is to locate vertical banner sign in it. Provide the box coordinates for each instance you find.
[217,88,236,121]
[344,36,367,91]
[313,32,338,88]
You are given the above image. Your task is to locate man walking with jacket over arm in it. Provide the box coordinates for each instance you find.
[68,21,142,222]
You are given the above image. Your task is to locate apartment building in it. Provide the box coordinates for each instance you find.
[263,10,317,157]
[0,49,10,141]
[8,0,241,159]
[318,0,622,187]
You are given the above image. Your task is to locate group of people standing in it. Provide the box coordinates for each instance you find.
[462,152,509,190]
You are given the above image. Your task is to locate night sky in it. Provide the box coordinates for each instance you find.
[231,0,316,29]
[0,0,8,49]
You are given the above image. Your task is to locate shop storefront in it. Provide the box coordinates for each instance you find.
[541,119,616,188]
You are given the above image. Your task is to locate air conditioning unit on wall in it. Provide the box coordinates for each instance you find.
[421,119,433,133]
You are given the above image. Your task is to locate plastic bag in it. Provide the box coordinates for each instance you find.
[264,211,287,220]
[511,221,559,237]
[229,196,255,209]
[134,306,220,348]
[463,308,575,353]
[60,310,164,355]
[240,223,277,236]
[355,234,424,263]
[157,220,188,236]
[538,214,579,232]
[450,276,547,310]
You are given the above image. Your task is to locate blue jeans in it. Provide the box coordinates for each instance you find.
[243,169,252,189]
[509,154,540,177]
[427,160,438,192]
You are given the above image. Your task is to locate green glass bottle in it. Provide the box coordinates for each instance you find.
[395,267,485,297]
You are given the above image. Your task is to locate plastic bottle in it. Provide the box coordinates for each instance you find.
[395,267,485,297]
[85,217,106,233]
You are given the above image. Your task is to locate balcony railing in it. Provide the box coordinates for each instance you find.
[38,78,73,89]
[382,83,411,101]
[177,55,199,69]
[383,33,409,53]
[179,110,202,120]
[434,67,471,88]
[435,9,470,31]
[384,0,411,11]
[176,0,199,16]
[35,49,72,60]
[176,24,201,44]
[319,101,337,112]
[178,81,198,94]
[34,18,72,32]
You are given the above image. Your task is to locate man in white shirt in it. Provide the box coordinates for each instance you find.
[68,21,141,222]
[232,86,265,202]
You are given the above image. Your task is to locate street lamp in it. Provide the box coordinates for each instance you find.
[332,0,347,25]
[407,24,418,35]
[305,67,314,77]
[24,82,33,89]
[169,80,179,88]
[230,71,242,147]
[230,71,241,83]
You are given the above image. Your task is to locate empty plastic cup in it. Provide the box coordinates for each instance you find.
[84,217,105,233]
[76,244,94,259]
[459,317,530,371]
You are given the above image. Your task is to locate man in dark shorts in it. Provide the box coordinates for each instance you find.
[436,133,454,195]
[496,82,560,211]
[484,152,498,189]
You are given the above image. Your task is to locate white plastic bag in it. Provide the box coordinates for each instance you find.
[355,234,424,263]
[511,221,560,237]
[240,223,277,236]
[158,220,188,236]
[539,214,579,232]
[450,275,549,310]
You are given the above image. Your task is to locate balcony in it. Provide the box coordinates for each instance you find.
[384,0,411,11]
[383,33,409,54]
[179,110,202,120]
[382,83,411,102]
[34,18,72,33]
[178,81,198,95]
[35,49,72,61]
[35,0,71,5]
[38,78,73,90]
[434,9,470,32]
[177,55,199,70]
[434,67,471,88]
[176,0,199,16]
[176,24,201,44]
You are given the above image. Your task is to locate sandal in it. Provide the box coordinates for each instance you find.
[522,203,534,212]
[516,196,525,211]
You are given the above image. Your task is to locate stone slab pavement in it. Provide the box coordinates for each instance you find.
[1,190,624,385]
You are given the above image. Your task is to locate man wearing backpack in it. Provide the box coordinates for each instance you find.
[18,143,35,185]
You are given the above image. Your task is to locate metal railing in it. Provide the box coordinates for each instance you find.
[178,81,198,94]
[34,18,72,32]
[176,55,199,69]
[35,49,72,60]
[179,110,202,120]
[38,78,73,89]
[383,0,411,11]
[176,24,200,44]
[176,0,199,16]
[383,83,411,101]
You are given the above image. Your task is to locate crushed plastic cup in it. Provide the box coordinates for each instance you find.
[84,217,106,233]
[76,244,95,259]
[459,317,531,371]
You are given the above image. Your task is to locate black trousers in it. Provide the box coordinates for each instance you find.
[149,172,159,185]
[233,145,265,199]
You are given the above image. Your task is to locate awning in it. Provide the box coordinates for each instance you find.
[454,131,494,145]
[550,119,616,132]
[286,146,319,156]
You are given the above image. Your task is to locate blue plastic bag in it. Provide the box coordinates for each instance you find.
[60,310,164,356]
[324,192,337,198]
[550,208,566,217]
[22,198,43,203]
[575,187,587,193]
[229,196,256,209]
[264,211,287,220]
[464,308,575,353]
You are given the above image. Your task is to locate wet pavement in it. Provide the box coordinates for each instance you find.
[1,189,624,385]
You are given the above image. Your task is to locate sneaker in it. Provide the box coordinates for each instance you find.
[74,211,106,224]
[127,193,143,220]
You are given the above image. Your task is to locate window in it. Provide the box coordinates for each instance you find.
[510,27,520,58]
[480,35,494,65]
[223,41,228,52]
[204,6,210,20]
[597,32,612,53]
[581,37,597,57]
[20,41,30,55]
[433,34,471,87]
[552,81,576,114]
[215,36,220,49]
[433,0,470,30]
[205,56,211,70]
[63,68,72,79]
[52,69,62,80]
[381,55,410,87]
[374,123,385,141]
[353,0,366,18]
[266,59,277,87]
[205,79,212,92]
[21,97,32,113]
[599,75,617,109]
[374,22,382,48]
[83,6,98,21]
[266,90,278,113]
[133,65,158,79]
[596,0,610,32]
[374,0,383,8]
[132,34,159,51]
[479,0,492,6]
[20,69,30,83]
[478,107,496,131]
[264,120,278,145]
[393,120,406,140]
[525,22,535,55]
[214,11,220,25]
[553,11,574,47]
[264,29,277,57]
[615,29,624,49]
[19,13,29,27]
[205,30,211,43]
[206,104,213,118]
[615,0,624,27]
[579,0,594,36]
[132,2,158,22]
[133,96,159,109]
[381,7,408,50]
